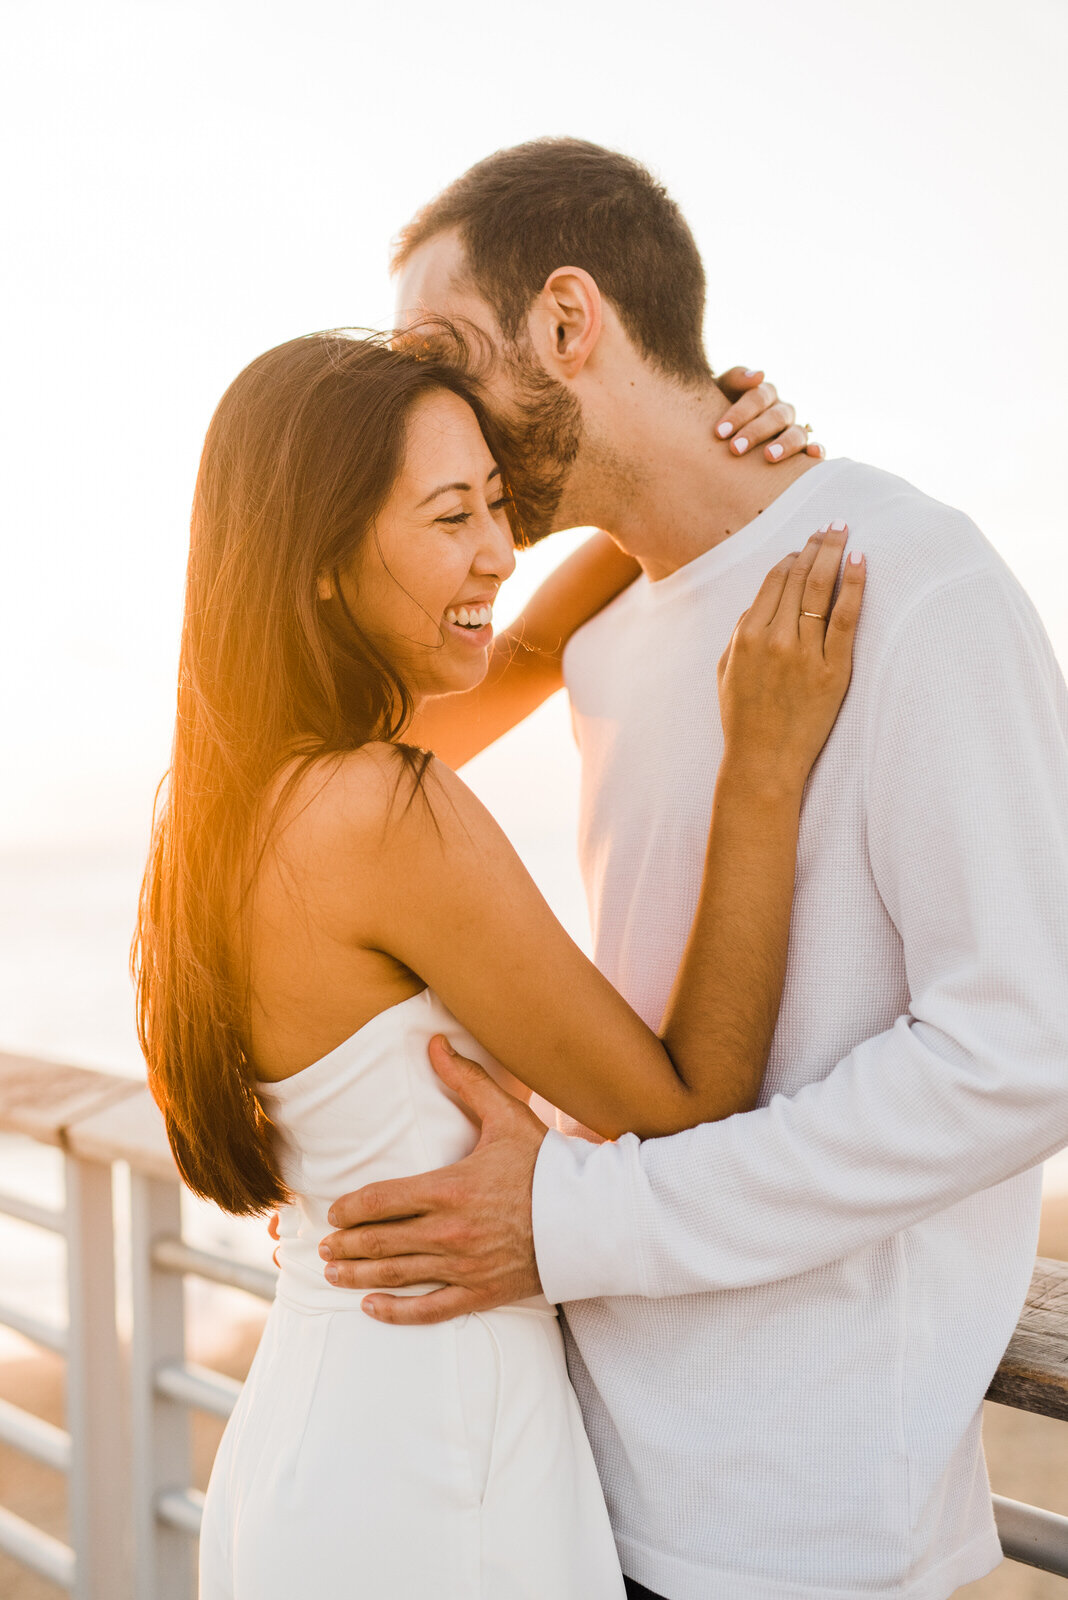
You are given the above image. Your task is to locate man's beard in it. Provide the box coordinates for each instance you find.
[490,349,584,546]
[393,314,583,545]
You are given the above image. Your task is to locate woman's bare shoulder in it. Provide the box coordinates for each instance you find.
[265,742,482,870]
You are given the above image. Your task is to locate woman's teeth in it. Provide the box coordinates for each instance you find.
[445,604,493,630]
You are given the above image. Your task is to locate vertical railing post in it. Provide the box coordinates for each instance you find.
[65,1150,133,1600]
[129,1171,194,1600]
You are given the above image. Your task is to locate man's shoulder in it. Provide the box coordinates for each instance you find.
[822,460,997,588]
[815,459,1034,645]
[824,463,1061,705]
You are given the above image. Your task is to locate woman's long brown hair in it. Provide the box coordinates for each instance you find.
[133,331,513,1215]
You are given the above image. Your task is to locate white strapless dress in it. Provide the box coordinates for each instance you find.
[198,987,625,1599]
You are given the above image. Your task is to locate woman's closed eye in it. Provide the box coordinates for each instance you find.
[437,495,511,527]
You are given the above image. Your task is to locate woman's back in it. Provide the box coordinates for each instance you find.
[241,748,431,1086]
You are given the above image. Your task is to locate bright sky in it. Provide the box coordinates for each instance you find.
[1,0,1066,853]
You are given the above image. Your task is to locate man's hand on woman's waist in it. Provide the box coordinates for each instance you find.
[318,1036,546,1325]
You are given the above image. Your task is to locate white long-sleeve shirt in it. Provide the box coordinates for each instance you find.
[532,458,1068,1600]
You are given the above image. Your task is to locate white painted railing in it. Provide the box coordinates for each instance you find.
[0,1050,277,1599]
[0,1056,139,1597]
[1,1046,1066,1597]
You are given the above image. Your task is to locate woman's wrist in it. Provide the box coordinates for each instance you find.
[716,751,808,808]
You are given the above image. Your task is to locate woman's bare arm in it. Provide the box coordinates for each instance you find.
[341,527,864,1141]
[408,532,639,769]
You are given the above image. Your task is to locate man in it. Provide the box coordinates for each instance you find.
[321,139,1068,1598]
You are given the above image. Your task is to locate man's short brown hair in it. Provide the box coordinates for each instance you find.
[393,137,712,387]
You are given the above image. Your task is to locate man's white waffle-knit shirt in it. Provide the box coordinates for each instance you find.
[533,459,1068,1600]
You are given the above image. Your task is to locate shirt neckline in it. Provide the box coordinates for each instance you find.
[639,457,849,605]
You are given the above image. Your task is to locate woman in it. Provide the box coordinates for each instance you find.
[134,331,864,1599]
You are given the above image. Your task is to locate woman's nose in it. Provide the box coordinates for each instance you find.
[475,508,517,583]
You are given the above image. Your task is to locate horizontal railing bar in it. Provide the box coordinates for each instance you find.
[152,1235,277,1301]
[0,1395,71,1472]
[0,1504,75,1588]
[0,1298,67,1354]
[0,1189,65,1234]
[155,1359,241,1420]
[157,1486,205,1537]
[994,1493,1068,1577]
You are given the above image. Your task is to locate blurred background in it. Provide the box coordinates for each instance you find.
[1,1,1066,1595]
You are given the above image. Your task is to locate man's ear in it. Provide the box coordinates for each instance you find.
[528,266,602,379]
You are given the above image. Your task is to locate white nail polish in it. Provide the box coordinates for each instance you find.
[848,550,865,565]
[744,368,760,377]
[716,421,733,438]
[818,523,831,534]
[734,437,749,454]
[767,443,784,459]
[830,518,848,533]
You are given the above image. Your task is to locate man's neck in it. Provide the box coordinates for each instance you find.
[569,378,819,582]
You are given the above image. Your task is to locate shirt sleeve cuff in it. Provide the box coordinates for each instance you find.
[531,1128,646,1304]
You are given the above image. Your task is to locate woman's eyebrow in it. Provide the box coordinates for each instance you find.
[417,465,501,509]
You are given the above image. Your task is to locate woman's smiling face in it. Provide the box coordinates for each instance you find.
[337,388,516,702]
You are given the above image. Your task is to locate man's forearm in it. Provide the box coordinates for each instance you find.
[533,1010,1067,1304]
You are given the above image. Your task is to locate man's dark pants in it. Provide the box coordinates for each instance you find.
[624,1579,668,1600]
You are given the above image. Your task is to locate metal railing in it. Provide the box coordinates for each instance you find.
[1,1045,1067,1597]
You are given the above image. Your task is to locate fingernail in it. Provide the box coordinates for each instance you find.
[716,420,733,438]
[767,443,784,460]
[439,1035,457,1056]
[327,1208,338,1227]
[733,437,749,454]
[848,550,865,565]
[319,1243,332,1260]
[362,1299,379,1318]
[817,523,831,534]
[744,368,761,377]
[830,519,848,533]
[325,1264,339,1283]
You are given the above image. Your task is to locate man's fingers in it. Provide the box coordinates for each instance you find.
[714,378,777,445]
[324,1041,529,1238]
[361,1286,480,1327]
[322,1213,439,1260]
[325,1254,446,1291]
[426,1035,516,1123]
[327,1169,447,1230]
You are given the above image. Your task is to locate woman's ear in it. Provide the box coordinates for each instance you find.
[316,573,333,601]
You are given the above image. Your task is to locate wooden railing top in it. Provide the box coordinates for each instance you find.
[0,1049,142,1150]
[65,1085,177,1182]
[2,1047,1066,1420]
[987,1257,1068,1421]
[0,1049,177,1181]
